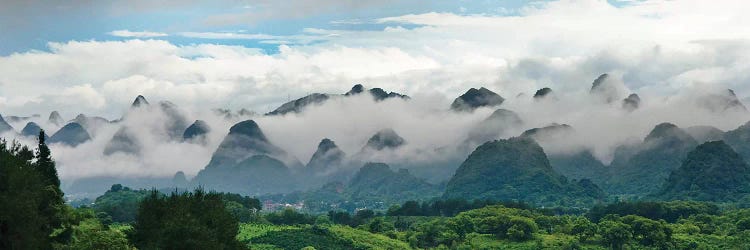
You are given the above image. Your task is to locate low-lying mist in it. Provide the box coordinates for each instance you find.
[1,77,748,194]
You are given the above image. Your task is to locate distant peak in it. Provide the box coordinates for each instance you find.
[345,84,365,95]
[131,95,150,108]
[622,93,641,111]
[21,122,44,137]
[451,87,505,112]
[520,123,574,138]
[318,138,338,150]
[590,73,609,91]
[644,122,693,143]
[359,162,391,173]
[229,120,268,142]
[365,128,405,150]
[49,111,61,119]
[533,87,553,99]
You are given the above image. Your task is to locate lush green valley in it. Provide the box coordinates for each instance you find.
[5,120,750,249]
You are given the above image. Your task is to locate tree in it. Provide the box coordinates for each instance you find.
[367,217,395,233]
[506,217,537,241]
[92,184,148,223]
[622,215,673,248]
[599,220,632,250]
[35,130,66,239]
[352,209,375,226]
[36,130,60,187]
[571,217,597,242]
[130,189,243,249]
[266,208,314,225]
[55,209,132,250]
[0,135,66,249]
[328,211,352,226]
[737,218,750,231]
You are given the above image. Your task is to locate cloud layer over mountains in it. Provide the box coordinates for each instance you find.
[3,0,750,117]
[1,79,747,190]
[2,0,750,195]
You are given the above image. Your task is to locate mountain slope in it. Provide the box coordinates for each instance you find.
[192,120,303,195]
[267,84,408,116]
[519,124,609,186]
[722,121,750,162]
[466,109,523,145]
[0,114,14,133]
[49,122,91,147]
[183,120,211,143]
[267,93,330,116]
[450,87,504,112]
[656,141,750,201]
[196,155,296,195]
[306,138,346,174]
[346,162,440,202]
[104,126,141,156]
[607,123,698,195]
[443,137,603,205]
[363,128,405,151]
[204,120,302,169]
[20,122,46,139]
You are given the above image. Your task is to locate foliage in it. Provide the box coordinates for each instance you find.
[571,217,597,242]
[52,209,132,250]
[387,199,531,217]
[239,223,411,250]
[130,189,244,249]
[266,208,316,225]
[92,184,149,223]
[443,138,603,206]
[597,220,631,250]
[607,123,698,195]
[588,200,719,223]
[656,140,750,202]
[0,132,66,249]
[92,185,261,223]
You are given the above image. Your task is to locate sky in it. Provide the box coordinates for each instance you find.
[3,0,750,190]
[4,0,750,119]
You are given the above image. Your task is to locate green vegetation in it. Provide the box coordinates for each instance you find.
[91,184,262,223]
[346,163,441,204]
[92,184,150,223]
[607,123,699,195]
[6,125,750,248]
[657,140,750,202]
[52,208,132,250]
[0,132,66,249]
[261,162,442,213]
[130,189,245,249]
[444,137,603,206]
[237,223,411,249]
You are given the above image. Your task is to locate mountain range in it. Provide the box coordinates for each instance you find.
[2,74,750,206]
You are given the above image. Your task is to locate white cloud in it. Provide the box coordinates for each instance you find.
[2,0,750,190]
[108,30,168,38]
[2,1,750,118]
[178,32,277,40]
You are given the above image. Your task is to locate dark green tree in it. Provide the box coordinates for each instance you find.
[571,217,597,242]
[130,189,243,249]
[599,220,632,250]
[506,217,537,241]
[622,215,673,249]
[0,135,66,249]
